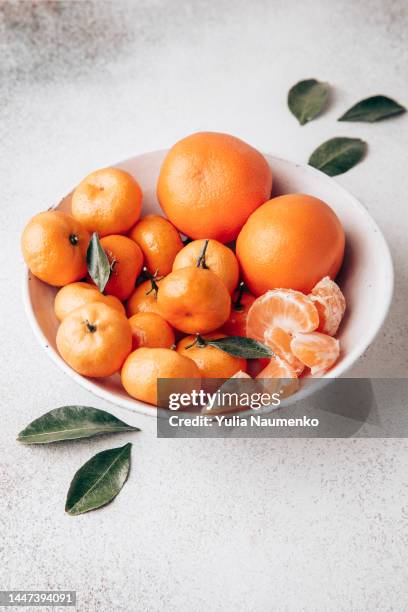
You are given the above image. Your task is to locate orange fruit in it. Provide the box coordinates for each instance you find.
[172,239,239,294]
[121,347,200,406]
[71,167,142,236]
[54,282,125,321]
[310,276,346,336]
[128,214,183,276]
[157,131,272,243]
[290,331,340,375]
[21,211,90,286]
[236,194,345,295]
[126,277,164,317]
[56,302,132,377]
[128,312,175,350]
[91,235,144,301]
[219,285,256,336]
[157,267,231,334]
[177,333,246,378]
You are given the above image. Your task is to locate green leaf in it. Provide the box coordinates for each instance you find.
[65,443,132,515]
[204,336,273,359]
[86,232,110,292]
[308,137,367,176]
[288,79,329,125]
[338,95,406,122]
[17,406,139,444]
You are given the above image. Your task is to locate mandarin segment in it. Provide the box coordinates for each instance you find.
[71,167,142,236]
[256,355,298,379]
[157,131,272,243]
[128,214,183,276]
[264,327,305,375]
[290,331,340,375]
[256,355,299,398]
[310,276,346,336]
[247,288,319,338]
[201,370,252,415]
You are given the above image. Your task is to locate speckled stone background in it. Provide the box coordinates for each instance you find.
[1,1,408,610]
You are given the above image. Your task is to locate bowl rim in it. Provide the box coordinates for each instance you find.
[22,150,394,418]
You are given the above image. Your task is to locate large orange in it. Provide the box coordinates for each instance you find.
[121,348,200,406]
[21,210,90,286]
[93,235,144,301]
[56,302,132,377]
[157,132,272,243]
[172,239,239,294]
[236,194,345,295]
[128,214,183,276]
[71,167,142,236]
[157,267,231,334]
[177,333,246,378]
[54,282,125,321]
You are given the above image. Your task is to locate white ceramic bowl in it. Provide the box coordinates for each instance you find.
[23,150,394,417]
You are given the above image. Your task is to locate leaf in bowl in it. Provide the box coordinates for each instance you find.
[86,232,110,292]
[188,335,273,359]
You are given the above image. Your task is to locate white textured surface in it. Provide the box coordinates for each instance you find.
[1,1,407,610]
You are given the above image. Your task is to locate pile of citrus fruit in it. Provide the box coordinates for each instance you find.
[21,131,347,407]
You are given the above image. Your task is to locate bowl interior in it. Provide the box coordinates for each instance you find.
[24,151,393,417]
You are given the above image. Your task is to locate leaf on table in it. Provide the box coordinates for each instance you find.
[86,232,110,292]
[338,95,406,122]
[288,79,329,125]
[65,443,132,515]
[17,406,139,444]
[308,137,367,176]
